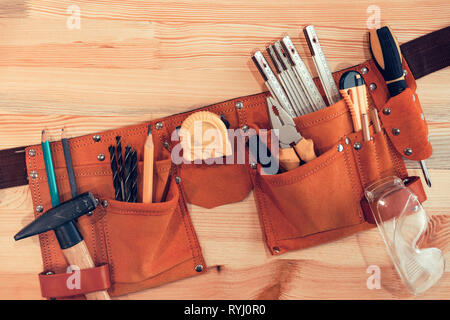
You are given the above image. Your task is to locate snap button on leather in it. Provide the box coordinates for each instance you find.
[36,205,44,213]
[392,128,401,136]
[353,142,362,150]
[404,148,413,156]
[195,264,203,272]
[97,153,105,161]
[155,122,163,130]
[369,83,377,91]
[28,149,36,157]
[382,108,391,115]
[29,171,38,179]
[92,134,101,142]
[361,66,369,74]
[235,101,243,109]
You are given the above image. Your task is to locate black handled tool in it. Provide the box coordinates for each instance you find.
[369,25,432,187]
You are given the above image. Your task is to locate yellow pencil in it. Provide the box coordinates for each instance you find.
[143,124,154,203]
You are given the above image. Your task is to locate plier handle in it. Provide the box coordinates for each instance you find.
[267,97,316,171]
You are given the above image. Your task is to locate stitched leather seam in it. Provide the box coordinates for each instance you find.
[112,256,197,285]
[343,143,363,222]
[276,221,364,241]
[296,109,348,129]
[373,138,382,181]
[103,214,115,284]
[175,167,201,266]
[256,174,277,246]
[265,152,340,186]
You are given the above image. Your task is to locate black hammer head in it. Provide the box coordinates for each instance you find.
[14,192,97,241]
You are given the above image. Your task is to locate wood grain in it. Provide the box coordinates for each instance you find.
[0,0,449,299]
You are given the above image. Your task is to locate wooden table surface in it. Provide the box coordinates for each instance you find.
[0,0,449,300]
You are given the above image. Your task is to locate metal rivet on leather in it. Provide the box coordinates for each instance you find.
[392,128,401,136]
[175,176,181,184]
[353,142,362,150]
[370,136,375,141]
[273,247,280,254]
[345,137,350,145]
[404,148,413,156]
[382,108,391,115]
[87,211,93,217]
[45,271,54,276]
[155,122,163,130]
[403,69,407,77]
[28,149,36,157]
[29,171,38,179]
[241,124,249,132]
[235,101,243,110]
[250,162,257,169]
[361,66,369,74]
[36,205,44,213]
[195,264,203,272]
[94,198,99,207]
[97,153,105,161]
[337,144,343,152]
[92,134,101,142]
[101,200,109,208]
[163,141,169,149]
[369,83,377,91]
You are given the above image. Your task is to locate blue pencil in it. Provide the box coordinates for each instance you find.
[41,130,60,207]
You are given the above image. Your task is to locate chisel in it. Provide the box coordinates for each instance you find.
[369,25,431,187]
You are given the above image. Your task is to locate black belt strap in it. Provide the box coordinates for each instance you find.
[1,26,449,190]
[400,26,450,80]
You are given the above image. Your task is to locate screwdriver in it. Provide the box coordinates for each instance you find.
[369,25,432,187]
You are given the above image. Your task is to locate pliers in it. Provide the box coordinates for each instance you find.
[267,97,316,171]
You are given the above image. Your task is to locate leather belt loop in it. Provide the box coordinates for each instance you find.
[39,264,111,299]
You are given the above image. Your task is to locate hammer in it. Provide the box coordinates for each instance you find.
[14,192,111,300]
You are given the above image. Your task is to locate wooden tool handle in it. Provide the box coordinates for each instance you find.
[279,147,301,171]
[62,240,111,300]
[279,138,317,171]
[295,138,317,163]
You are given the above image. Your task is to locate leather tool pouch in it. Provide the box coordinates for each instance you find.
[25,58,431,299]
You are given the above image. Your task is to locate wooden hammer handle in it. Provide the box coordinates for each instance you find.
[62,240,111,300]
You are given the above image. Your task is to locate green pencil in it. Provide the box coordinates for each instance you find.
[41,130,60,207]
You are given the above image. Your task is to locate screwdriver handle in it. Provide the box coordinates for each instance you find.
[369,25,407,97]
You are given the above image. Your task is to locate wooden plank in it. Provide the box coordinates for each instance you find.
[0,0,448,299]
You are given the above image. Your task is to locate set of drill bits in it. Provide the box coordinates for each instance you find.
[252,25,340,118]
[108,136,138,202]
